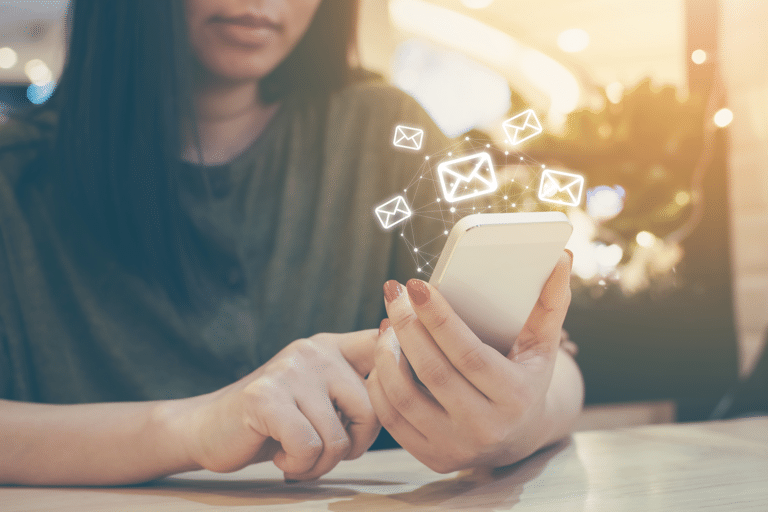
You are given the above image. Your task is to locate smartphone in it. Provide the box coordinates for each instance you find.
[428,212,573,355]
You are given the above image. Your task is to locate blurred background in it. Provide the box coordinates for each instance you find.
[1,0,767,425]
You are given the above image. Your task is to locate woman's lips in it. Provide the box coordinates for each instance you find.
[211,14,281,47]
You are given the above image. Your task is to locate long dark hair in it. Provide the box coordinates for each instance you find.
[52,0,359,310]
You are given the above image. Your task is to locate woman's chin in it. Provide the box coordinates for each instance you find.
[191,43,285,84]
[199,57,279,84]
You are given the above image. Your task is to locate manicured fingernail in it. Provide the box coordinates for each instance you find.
[383,280,402,303]
[406,279,430,306]
[379,318,391,335]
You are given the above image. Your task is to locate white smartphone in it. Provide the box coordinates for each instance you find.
[428,212,573,355]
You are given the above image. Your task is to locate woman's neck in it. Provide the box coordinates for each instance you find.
[183,78,280,165]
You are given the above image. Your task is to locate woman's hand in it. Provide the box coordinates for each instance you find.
[164,331,380,481]
[367,251,580,473]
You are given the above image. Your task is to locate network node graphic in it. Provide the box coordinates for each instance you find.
[374,134,579,277]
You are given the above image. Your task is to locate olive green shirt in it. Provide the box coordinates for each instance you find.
[0,82,448,403]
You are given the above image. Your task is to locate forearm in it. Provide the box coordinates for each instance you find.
[0,398,200,486]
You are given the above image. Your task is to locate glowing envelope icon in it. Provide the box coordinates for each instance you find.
[375,195,412,230]
[437,152,497,203]
[538,169,585,207]
[393,125,424,151]
[502,109,543,146]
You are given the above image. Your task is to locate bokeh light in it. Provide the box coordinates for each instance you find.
[605,81,624,104]
[586,185,626,220]
[675,190,691,206]
[24,59,53,86]
[557,28,590,53]
[713,108,733,128]
[27,82,56,104]
[636,231,655,248]
[691,49,707,64]
[0,47,18,69]
[596,243,624,268]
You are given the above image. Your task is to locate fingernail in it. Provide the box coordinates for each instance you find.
[406,279,430,306]
[379,318,391,335]
[564,249,574,270]
[383,280,402,304]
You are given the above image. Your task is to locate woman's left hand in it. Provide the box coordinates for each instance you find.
[367,251,574,473]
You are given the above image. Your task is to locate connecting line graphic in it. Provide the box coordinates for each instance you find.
[390,135,556,279]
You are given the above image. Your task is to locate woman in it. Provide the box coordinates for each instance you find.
[0,0,583,485]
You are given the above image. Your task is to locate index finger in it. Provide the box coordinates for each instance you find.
[403,278,517,401]
[404,250,573,400]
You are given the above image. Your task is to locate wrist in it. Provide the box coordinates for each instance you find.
[149,397,207,475]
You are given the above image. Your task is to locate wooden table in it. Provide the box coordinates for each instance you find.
[2,417,767,511]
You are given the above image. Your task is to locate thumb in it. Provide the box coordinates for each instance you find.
[512,251,572,362]
[336,329,378,378]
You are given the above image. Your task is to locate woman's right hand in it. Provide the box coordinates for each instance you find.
[162,330,380,481]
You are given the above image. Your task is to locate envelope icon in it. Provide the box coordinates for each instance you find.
[393,125,424,151]
[538,169,585,207]
[502,109,542,146]
[375,195,412,230]
[437,152,497,203]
